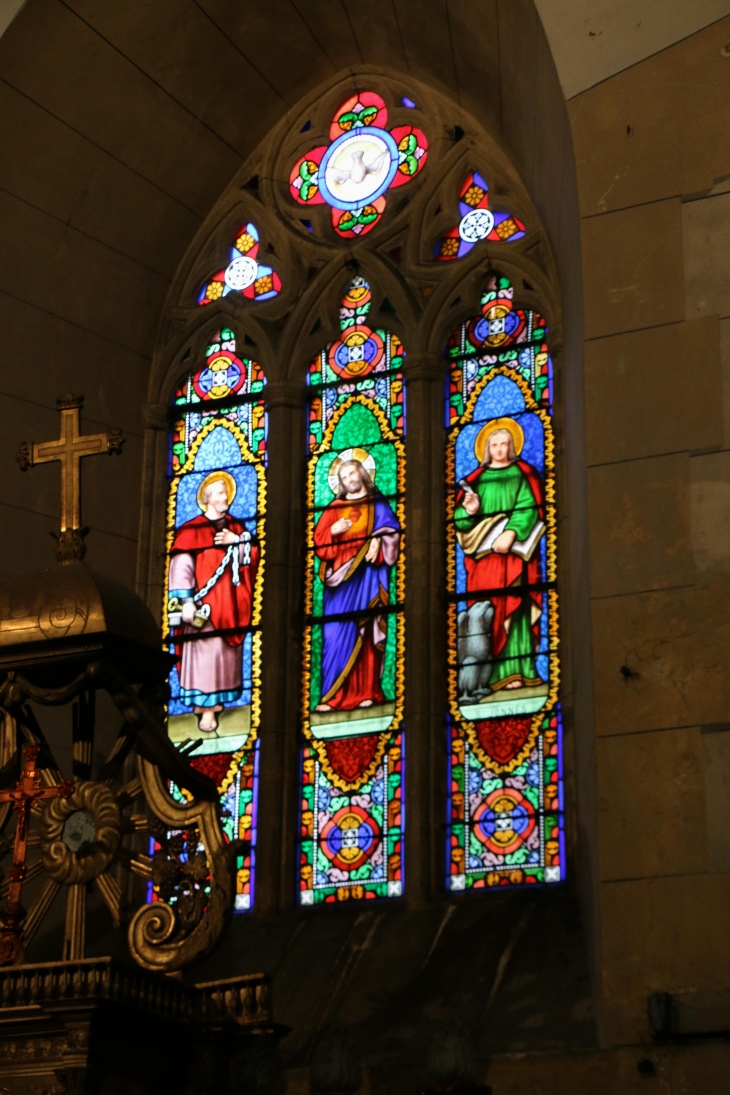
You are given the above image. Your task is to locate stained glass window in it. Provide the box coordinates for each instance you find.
[436,172,526,261]
[163,328,266,911]
[299,277,405,904]
[445,274,564,892]
[198,221,282,305]
[290,91,428,238]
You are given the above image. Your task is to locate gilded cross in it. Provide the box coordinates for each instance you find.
[0,744,73,965]
[17,394,124,561]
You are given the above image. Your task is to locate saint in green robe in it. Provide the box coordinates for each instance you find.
[455,460,543,690]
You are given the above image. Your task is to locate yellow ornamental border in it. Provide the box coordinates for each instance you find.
[163,413,267,752]
[445,364,560,774]
[302,391,406,793]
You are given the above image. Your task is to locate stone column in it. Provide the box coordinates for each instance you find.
[255,378,307,915]
[402,351,448,905]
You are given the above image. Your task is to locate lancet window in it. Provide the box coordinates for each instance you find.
[445,274,564,891]
[162,328,266,911]
[299,277,405,904]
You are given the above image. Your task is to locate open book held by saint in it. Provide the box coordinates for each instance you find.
[454,418,545,693]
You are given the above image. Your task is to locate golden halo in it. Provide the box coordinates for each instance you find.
[328,447,376,494]
[474,417,525,464]
[196,469,237,511]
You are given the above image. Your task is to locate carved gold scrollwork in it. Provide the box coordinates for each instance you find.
[127,757,233,973]
[38,597,84,639]
[0,664,228,972]
[41,782,121,886]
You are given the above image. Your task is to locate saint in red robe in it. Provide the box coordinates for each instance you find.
[169,513,259,709]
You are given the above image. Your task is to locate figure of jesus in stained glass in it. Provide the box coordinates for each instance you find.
[299,278,405,905]
[313,454,400,712]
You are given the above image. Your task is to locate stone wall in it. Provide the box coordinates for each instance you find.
[569,12,730,1048]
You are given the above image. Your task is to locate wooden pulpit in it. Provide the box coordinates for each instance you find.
[0,395,283,1094]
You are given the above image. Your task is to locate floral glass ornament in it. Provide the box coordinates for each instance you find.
[198,222,282,306]
[435,172,525,261]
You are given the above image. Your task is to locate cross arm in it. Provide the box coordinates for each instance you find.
[0,782,73,806]
[15,394,124,545]
[17,430,124,469]
[36,782,74,800]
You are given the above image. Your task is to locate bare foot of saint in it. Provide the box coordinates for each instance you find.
[197,708,220,731]
[504,680,522,690]
[358,700,374,708]
[315,703,332,713]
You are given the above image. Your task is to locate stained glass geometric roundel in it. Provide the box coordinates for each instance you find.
[436,172,526,261]
[198,221,281,306]
[290,91,428,239]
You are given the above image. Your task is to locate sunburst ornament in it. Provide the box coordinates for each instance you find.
[197,221,282,306]
[435,171,526,261]
[290,91,428,239]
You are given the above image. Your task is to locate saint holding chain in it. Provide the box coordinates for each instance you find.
[168,470,259,731]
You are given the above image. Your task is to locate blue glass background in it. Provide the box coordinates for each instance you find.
[174,426,259,534]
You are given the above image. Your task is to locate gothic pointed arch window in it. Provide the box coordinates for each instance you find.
[299,277,406,905]
[444,274,564,891]
[162,327,266,912]
[146,75,571,923]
